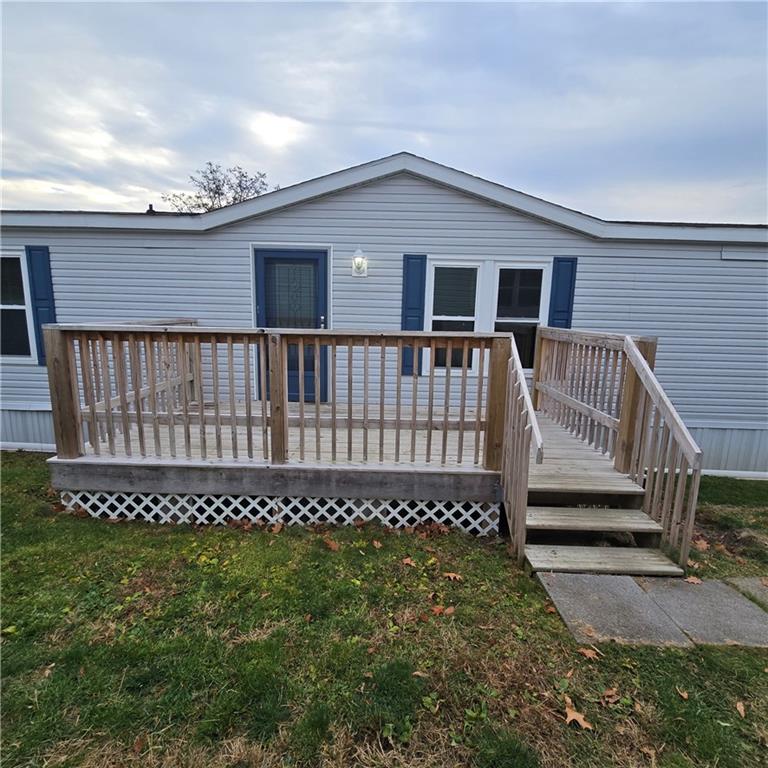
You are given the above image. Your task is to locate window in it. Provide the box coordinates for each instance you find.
[423,260,550,371]
[494,268,543,367]
[430,266,477,366]
[1,253,35,359]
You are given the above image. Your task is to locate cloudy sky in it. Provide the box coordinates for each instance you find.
[1,1,766,222]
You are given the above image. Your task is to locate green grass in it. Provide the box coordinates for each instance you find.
[1,451,767,767]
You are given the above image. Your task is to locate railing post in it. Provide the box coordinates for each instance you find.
[44,326,83,459]
[268,333,289,463]
[531,328,545,410]
[483,336,511,471]
[614,337,658,473]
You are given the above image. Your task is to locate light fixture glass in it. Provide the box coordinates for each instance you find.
[351,246,368,277]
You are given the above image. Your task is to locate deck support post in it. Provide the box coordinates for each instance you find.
[268,333,289,463]
[483,336,511,471]
[44,326,83,459]
[614,337,657,474]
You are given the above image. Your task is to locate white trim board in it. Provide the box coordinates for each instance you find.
[3,153,767,245]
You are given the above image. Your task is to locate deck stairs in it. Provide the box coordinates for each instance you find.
[521,418,684,577]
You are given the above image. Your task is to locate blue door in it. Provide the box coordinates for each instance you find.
[255,249,328,402]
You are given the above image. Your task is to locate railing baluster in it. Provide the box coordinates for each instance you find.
[144,334,161,456]
[243,337,253,460]
[363,337,370,462]
[378,340,385,462]
[394,339,402,462]
[128,334,146,457]
[315,337,322,461]
[227,335,238,459]
[113,334,132,457]
[298,338,305,461]
[331,337,337,462]
[410,339,418,463]
[474,339,485,465]
[426,339,436,463]
[194,335,207,460]
[210,336,221,459]
[457,339,469,464]
[441,339,452,465]
[258,335,268,459]
[78,333,99,455]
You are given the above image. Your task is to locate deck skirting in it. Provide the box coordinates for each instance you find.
[60,490,501,535]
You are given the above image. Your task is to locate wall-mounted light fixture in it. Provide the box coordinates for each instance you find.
[351,246,368,277]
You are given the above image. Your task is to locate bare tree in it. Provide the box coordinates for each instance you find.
[162,162,274,212]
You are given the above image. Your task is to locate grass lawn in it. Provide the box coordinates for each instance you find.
[1,452,767,767]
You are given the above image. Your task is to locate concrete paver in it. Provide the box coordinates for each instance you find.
[538,573,692,646]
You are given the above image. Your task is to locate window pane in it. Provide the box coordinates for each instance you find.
[1,309,31,356]
[433,267,477,317]
[1,258,25,305]
[496,269,542,318]
[264,260,317,327]
[495,322,537,368]
[432,319,474,367]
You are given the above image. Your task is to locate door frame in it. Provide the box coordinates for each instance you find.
[251,244,331,402]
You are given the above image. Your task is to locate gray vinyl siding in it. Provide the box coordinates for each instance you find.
[0,409,55,449]
[1,172,766,470]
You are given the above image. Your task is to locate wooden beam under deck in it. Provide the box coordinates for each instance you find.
[48,457,502,502]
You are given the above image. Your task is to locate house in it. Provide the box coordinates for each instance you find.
[1,153,766,575]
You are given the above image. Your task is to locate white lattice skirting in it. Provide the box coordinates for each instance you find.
[60,491,500,536]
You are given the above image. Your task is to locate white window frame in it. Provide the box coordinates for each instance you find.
[424,259,484,374]
[1,249,37,364]
[424,257,553,374]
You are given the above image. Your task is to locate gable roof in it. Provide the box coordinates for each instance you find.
[2,152,766,245]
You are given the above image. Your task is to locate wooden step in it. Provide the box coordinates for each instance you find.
[526,506,662,534]
[525,544,683,576]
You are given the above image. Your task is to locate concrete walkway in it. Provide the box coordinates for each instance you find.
[539,573,768,647]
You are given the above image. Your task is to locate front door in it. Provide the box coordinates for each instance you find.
[255,249,328,402]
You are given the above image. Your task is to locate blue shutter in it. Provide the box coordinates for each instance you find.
[25,246,56,364]
[548,257,577,328]
[401,254,426,375]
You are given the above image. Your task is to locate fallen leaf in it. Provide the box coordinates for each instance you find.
[323,537,340,552]
[418,613,430,623]
[42,663,56,678]
[443,572,463,581]
[133,735,146,755]
[304,614,313,623]
[761,577,768,588]
[563,695,593,730]
[412,670,429,678]
[372,540,382,549]
[431,605,445,616]
[576,647,601,660]
[692,538,709,552]
[565,668,574,679]
[402,557,417,567]
[270,522,284,534]
[601,687,621,706]
[545,605,557,614]
[714,543,730,554]
[684,576,703,585]
[444,606,456,616]
[676,686,689,700]
[736,701,746,718]
[403,526,415,535]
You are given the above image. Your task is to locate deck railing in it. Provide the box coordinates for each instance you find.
[622,337,703,565]
[532,326,703,565]
[501,338,544,563]
[44,324,516,470]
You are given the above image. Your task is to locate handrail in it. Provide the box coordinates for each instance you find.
[511,340,544,464]
[499,335,543,564]
[623,337,702,467]
[622,336,702,566]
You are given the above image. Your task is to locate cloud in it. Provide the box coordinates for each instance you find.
[0,2,765,221]
[246,111,309,151]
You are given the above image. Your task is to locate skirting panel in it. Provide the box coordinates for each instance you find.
[60,490,501,536]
